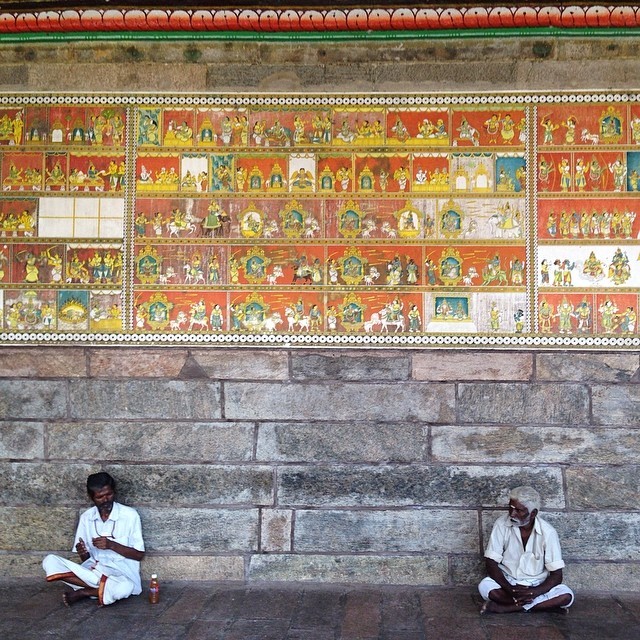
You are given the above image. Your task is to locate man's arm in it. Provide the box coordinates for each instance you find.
[485,558,515,596]
[92,536,145,562]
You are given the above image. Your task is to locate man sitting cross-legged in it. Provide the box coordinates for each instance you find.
[42,472,145,607]
[479,485,574,614]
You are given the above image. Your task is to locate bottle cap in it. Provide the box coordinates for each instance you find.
[151,574,157,579]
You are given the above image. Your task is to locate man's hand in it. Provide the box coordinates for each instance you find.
[92,536,112,550]
[512,584,539,606]
[75,537,90,562]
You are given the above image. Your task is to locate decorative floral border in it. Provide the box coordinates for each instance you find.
[0,6,639,36]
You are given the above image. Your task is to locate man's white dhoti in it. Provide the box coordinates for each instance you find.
[42,554,136,606]
[478,576,574,611]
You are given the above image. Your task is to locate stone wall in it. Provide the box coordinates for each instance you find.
[1,347,639,590]
[0,36,640,93]
[1,35,640,589]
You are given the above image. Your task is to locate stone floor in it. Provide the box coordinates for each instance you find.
[1,579,639,640]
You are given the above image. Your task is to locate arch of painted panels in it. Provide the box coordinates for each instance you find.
[0,91,639,349]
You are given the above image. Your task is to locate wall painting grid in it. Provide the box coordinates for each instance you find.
[0,92,638,349]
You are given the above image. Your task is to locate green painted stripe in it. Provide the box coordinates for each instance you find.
[0,27,639,44]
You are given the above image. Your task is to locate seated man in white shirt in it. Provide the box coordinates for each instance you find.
[479,485,574,614]
[43,472,145,607]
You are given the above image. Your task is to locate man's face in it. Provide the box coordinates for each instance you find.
[90,485,115,516]
[508,499,532,528]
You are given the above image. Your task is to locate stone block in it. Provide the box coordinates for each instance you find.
[0,347,87,377]
[0,422,44,459]
[565,562,640,592]
[68,380,221,420]
[0,381,67,420]
[191,349,288,380]
[249,554,449,586]
[138,507,258,552]
[257,422,427,463]
[515,59,638,90]
[566,467,640,509]
[88,349,188,378]
[293,509,477,553]
[450,555,486,586]
[290,352,410,381]
[27,62,209,92]
[104,464,273,507]
[225,382,455,422]
[0,553,48,578]
[457,383,590,425]
[261,509,293,553]
[413,351,533,381]
[0,462,93,505]
[0,64,29,88]
[48,421,253,463]
[536,353,639,382]
[592,385,640,426]
[0,506,76,551]
[432,426,640,464]
[277,465,563,508]
[141,555,244,581]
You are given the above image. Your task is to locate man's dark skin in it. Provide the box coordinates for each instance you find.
[63,485,144,607]
[483,498,572,614]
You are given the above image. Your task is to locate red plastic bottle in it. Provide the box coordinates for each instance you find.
[149,574,160,604]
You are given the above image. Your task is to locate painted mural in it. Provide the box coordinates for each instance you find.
[0,92,639,348]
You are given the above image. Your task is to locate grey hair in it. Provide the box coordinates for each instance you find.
[510,486,541,513]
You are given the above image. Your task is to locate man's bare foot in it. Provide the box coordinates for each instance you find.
[481,600,523,614]
[63,589,91,607]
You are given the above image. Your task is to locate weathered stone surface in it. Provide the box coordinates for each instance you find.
[413,352,533,382]
[0,348,87,378]
[48,421,253,462]
[565,562,640,592]
[515,59,640,90]
[0,422,44,459]
[0,381,67,420]
[27,62,209,92]
[261,509,293,553]
[566,468,640,510]
[0,507,76,551]
[104,464,273,506]
[225,382,455,422]
[142,555,244,581]
[293,510,477,553]
[88,349,188,378]
[0,553,48,578]
[449,555,486,586]
[68,380,221,420]
[0,64,28,88]
[432,426,640,464]
[191,349,289,380]
[536,353,639,382]
[257,422,427,463]
[249,554,449,586]
[457,383,590,424]
[0,462,94,505]
[592,385,640,426]
[138,507,258,552]
[290,352,410,381]
[483,512,640,561]
[278,465,563,508]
